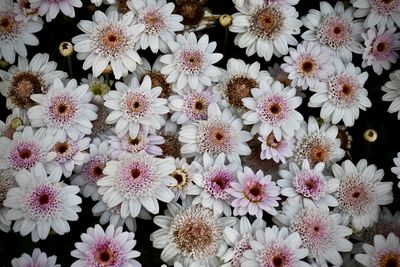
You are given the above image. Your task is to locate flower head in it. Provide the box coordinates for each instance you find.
[382,69,400,119]
[11,248,60,267]
[30,0,82,22]
[351,0,400,29]
[0,169,17,232]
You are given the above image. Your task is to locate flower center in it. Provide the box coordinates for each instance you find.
[159,135,181,158]
[250,5,284,40]
[82,156,107,183]
[10,72,44,109]
[90,83,109,96]
[175,2,204,26]
[205,169,233,199]
[317,15,352,50]
[184,92,210,121]
[225,76,257,108]
[179,49,204,74]
[55,142,68,154]
[258,95,289,125]
[299,58,317,76]
[48,94,80,128]
[96,248,114,265]
[171,169,188,188]
[131,168,141,179]
[272,255,284,267]
[328,74,359,107]
[143,72,171,98]
[93,23,128,58]
[266,133,280,148]
[140,8,165,34]
[19,148,32,159]
[25,184,62,220]
[295,134,335,167]
[294,170,327,200]
[260,243,295,267]
[93,166,103,176]
[38,194,49,205]
[121,91,151,121]
[379,253,400,267]
[244,181,265,202]
[369,0,400,15]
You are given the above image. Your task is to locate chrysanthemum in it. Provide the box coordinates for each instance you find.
[160,32,223,91]
[70,139,109,201]
[227,166,280,218]
[282,41,333,90]
[242,80,303,141]
[97,151,176,217]
[332,159,393,231]
[259,133,294,163]
[355,233,400,267]
[274,199,353,266]
[30,0,82,22]
[27,78,98,140]
[301,1,364,63]
[0,0,42,64]
[351,0,400,29]
[0,169,17,232]
[241,225,310,267]
[308,59,371,126]
[392,152,400,188]
[150,202,236,266]
[104,75,168,139]
[0,126,56,173]
[230,0,302,61]
[169,158,201,201]
[127,0,183,53]
[179,103,252,163]
[361,26,400,75]
[221,216,266,267]
[0,53,67,111]
[71,224,141,267]
[294,116,345,168]
[4,164,81,242]
[81,74,112,104]
[382,69,400,119]
[11,248,60,267]
[191,153,240,216]
[72,10,144,79]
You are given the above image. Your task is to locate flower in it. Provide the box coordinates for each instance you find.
[278,160,340,208]
[14,0,41,22]
[97,151,176,217]
[71,224,141,267]
[351,0,400,29]
[294,116,345,168]
[150,202,236,266]
[227,166,280,218]
[104,75,168,139]
[382,69,400,119]
[0,53,67,111]
[72,10,144,79]
[27,78,98,140]
[274,198,353,266]
[259,133,294,163]
[281,41,334,90]
[127,0,184,53]
[168,157,201,201]
[0,108,29,139]
[392,152,400,188]
[361,27,400,75]
[242,80,303,141]
[81,74,112,104]
[0,0,42,64]
[333,159,393,231]
[11,248,60,267]
[3,164,81,242]
[241,225,310,267]
[308,59,371,126]
[30,0,82,22]
[230,0,302,61]
[0,169,17,232]
[179,103,252,163]
[301,1,364,63]
[160,32,223,91]
[355,233,400,267]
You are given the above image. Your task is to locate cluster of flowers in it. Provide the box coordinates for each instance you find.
[0,0,400,266]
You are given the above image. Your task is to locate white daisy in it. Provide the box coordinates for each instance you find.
[4,164,81,242]
[274,198,353,266]
[150,201,236,266]
[71,224,141,267]
[308,58,371,127]
[104,75,168,139]
[30,0,82,22]
[168,157,201,201]
[27,78,98,140]
[127,0,183,53]
[0,169,17,232]
[333,159,393,231]
[351,0,400,29]
[11,248,60,267]
[282,41,334,90]
[160,32,223,91]
[14,0,41,22]
[259,133,294,164]
[392,152,400,188]
[72,10,144,79]
[361,26,400,75]
[179,103,252,164]
[355,233,400,267]
[241,225,310,267]
[0,53,67,111]
[81,74,112,104]
[0,0,42,64]
[97,151,176,217]
[242,80,303,141]
[382,69,400,119]
[294,116,345,168]
[229,0,302,61]
[301,1,364,63]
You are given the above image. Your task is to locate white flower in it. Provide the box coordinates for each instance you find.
[301,1,364,63]
[30,0,82,22]
[11,248,60,267]
[230,0,302,61]
[0,0,42,64]
[0,108,29,139]
[351,0,400,29]
[168,157,201,201]
[333,159,393,231]
[81,74,112,104]
[308,59,371,127]
[382,69,400,119]
[72,10,144,79]
[127,0,184,53]
[104,75,168,139]
[259,133,294,164]
[0,169,17,232]
[242,80,303,141]
[392,152,400,188]
[4,164,81,242]
[160,32,223,91]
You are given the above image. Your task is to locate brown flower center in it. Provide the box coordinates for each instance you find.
[55,142,69,154]
[95,248,114,265]
[143,72,172,98]
[10,72,44,109]
[38,194,49,205]
[380,253,400,267]
[175,1,204,26]
[250,6,283,39]
[226,76,257,108]
[173,219,213,254]
[269,103,282,114]
[131,168,141,179]
[272,255,284,267]
[171,169,188,188]
[19,148,32,159]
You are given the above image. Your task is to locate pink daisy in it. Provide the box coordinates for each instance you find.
[351,0,400,29]
[11,248,60,267]
[259,133,294,164]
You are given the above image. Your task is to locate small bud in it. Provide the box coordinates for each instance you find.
[102,65,113,76]
[59,41,74,57]
[363,129,377,143]
[0,60,10,68]
[10,117,23,130]
[219,14,232,27]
